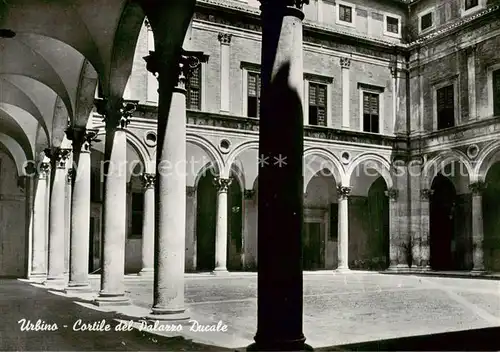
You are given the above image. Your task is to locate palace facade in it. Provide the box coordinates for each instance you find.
[1,0,500,282]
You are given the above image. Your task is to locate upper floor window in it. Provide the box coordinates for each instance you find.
[465,0,478,10]
[386,16,399,34]
[186,66,201,110]
[247,71,261,118]
[420,12,433,32]
[493,69,500,116]
[436,85,455,130]
[362,92,380,133]
[339,4,352,23]
[308,83,327,126]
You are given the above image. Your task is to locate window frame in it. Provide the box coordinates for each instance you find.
[335,0,356,28]
[358,83,384,134]
[304,73,333,127]
[432,76,459,131]
[241,61,262,118]
[186,64,203,111]
[461,0,485,17]
[383,13,402,38]
[418,8,435,34]
[487,63,500,118]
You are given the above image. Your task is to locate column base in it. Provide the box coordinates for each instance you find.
[211,268,229,275]
[334,267,351,274]
[387,264,410,272]
[65,283,93,294]
[138,268,154,276]
[44,277,66,288]
[247,340,313,351]
[28,273,47,281]
[147,308,190,322]
[470,269,486,275]
[94,294,130,307]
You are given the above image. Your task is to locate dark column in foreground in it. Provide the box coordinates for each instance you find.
[249,0,309,350]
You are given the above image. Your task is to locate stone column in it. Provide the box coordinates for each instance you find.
[30,161,51,278]
[46,148,71,284]
[466,45,477,120]
[317,0,323,22]
[469,181,486,272]
[341,57,351,129]
[242,189,256,270]
[385,188,404,270]
[419,188,433,271]
[144,50,207,320]
[139,173,155,276]
[213,177,232,273]
[218,32,232,113]
[337,185,351,272]
[186,186,197,271]
[66,128,98,292]
[64,166,72,275]
[94,99,136,306]
[248,1,308,350]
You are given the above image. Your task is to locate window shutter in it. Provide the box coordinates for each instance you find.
[248,73,257,97]
[318,85,326,106]
[363,93,370,114]
[437,87,446,110]
[309,84,317,106]
[370,94,379,115]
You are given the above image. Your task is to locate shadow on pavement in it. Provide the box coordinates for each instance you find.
[317,326,500,351]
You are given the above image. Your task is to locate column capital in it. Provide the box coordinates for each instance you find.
[218,32,232,45]
[337,185,352,200]
[66,127,99,153]
[94,98,137,130]
[469,181,487,195]
[384,188,399,201]
[144,49,208,90]
[420,188,434,200]
[45,148,71,169]
[213,177,232,193]
[142,173,156,189]
[186,186,196,197]
[340,57,351,69]
[38,162,51,180]
[390,64,398,78]
[244,189,256,200]
[465,44,477,56]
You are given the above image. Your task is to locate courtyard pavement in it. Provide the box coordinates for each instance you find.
[81,271,500,349]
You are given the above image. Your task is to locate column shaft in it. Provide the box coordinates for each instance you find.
[218,33,232,113]
[337,186,350,271]
[419,189,431,271]
[469,182,486,272]
[47,149,71,282]
[214,178,231,273]
[31,163,50,277]
[341,58,350,129]
[139,174,155,275]
[386,189,399,270]
[467,46,477,120]
[251,3,307,350]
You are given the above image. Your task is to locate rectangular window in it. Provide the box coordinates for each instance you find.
[339,4,353,23]
[130,192,144,237]
[493,69,500,116]
[465,0,478,10]
[436,85,455,130]
[186,65,201,110]
[386,16,399,34]
[363,92,380,133]
[421,12,433,31]
[308,83,327,126]
[247,71,261,118]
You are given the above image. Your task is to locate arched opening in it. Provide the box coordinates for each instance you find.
[366,176,389,270]
[483,162,500,271]
[303,168,338,270]
[430,173,457,270]
[195,168,243,271]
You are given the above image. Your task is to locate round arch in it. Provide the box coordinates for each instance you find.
[0,133,30,176]
[187,133,224,176]
[303,147,345,191]
[346,153,393,189]
[475,140,500,183]
[422,150,473,189]
[224,140,259,179]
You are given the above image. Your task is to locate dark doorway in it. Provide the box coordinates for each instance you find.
[303,222,325,270]
[196,169,217,271]
[430,173,457,270]
[367,176,389,270]
[483,162,500,271]
[227,174,243,271]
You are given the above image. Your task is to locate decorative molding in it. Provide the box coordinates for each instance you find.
[218,32,232,45]
[142,173,156,189]
[304,72,333,84]
[94,98,138,130]
[45,148,71,169]
[240,61,260,72]
[186,186,197,197]
[38,162,51,180]
[384,188,399,201]
[337,185,352,200]
[67,168,75,184]
[259,0,310,9]
[213,177,232,192]
[244,189,256,200]
[469,181,487,195]
[357,82,385,93]
[340,57,351,69]
[420,188,434,200]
